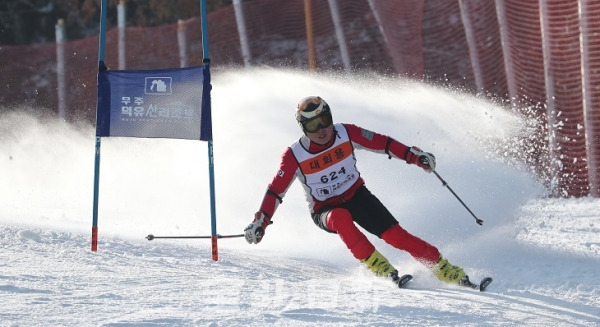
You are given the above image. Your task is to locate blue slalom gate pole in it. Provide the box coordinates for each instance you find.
[91,0,108,251]
[199,0,219,261]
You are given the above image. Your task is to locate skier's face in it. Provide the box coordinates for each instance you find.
[305,123,334,145]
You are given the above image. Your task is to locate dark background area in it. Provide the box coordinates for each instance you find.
[0,0,233,45]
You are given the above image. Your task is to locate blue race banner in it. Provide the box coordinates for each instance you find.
[96,65,211,140]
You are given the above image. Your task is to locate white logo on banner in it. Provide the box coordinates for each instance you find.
[145,77,172,95]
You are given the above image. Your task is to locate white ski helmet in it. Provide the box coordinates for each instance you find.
[296,96,333,132]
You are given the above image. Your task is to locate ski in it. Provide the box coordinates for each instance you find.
[459,276,493,292]
[391,272,413,288]
[388,274,492,290]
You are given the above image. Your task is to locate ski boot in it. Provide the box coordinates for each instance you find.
[361,250,412,288]
[433,256,493,291]
[361,250,396,277]
[432,256,466,284]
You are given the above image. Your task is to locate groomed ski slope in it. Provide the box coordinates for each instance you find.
[1,69,599,326]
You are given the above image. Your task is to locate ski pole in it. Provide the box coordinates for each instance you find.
[432,170,483,226]
[146,234,245,241]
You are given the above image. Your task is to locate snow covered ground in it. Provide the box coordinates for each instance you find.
[1,69,599,326]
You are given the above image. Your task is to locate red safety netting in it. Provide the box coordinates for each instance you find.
[459,0,507,98]
[1,0,600,197]
[495,0,552,188]
[421,0,474,90]
[541,0,589,197]
[366,0,425,77]
[581,0,600,197]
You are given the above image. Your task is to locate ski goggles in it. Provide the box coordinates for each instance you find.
[301,110,333,133]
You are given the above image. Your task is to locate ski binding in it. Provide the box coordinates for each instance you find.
[460,276,493,292]
[391,272,413,288]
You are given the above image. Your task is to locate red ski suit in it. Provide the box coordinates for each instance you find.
[257,123,440,265]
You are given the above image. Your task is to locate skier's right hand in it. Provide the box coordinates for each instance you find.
[405,146,436,172]
[244,212,271,244]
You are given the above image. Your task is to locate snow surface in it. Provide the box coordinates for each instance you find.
[1,69,599,326]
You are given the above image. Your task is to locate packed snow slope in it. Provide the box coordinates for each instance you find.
[1,69,599,326]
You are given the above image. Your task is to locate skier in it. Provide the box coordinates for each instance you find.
[244,96,476,288]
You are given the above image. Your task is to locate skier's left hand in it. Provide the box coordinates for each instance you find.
[406,146,436,172]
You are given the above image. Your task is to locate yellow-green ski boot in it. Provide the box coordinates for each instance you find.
[361,250,413,288]
[432,256,467,284]
[361,250,396,277]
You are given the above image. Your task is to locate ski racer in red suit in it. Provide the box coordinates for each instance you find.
[245,96,474,287]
